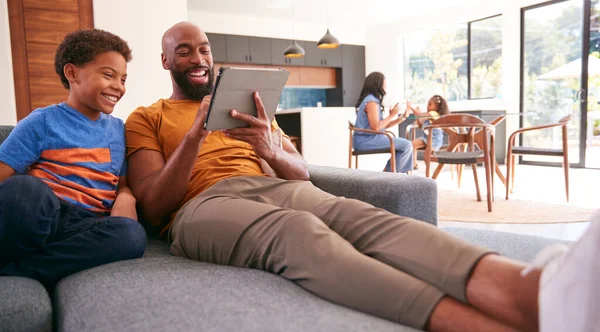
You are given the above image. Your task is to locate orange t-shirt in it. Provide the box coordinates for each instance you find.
[125,99,286,231]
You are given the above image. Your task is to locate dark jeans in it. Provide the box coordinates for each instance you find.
[0,175,147,288]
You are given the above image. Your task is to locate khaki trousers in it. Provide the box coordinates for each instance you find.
[170,176,490,329]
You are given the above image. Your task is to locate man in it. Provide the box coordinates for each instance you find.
[125,21,598,332]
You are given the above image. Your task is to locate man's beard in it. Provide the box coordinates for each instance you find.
[171,66,214,101]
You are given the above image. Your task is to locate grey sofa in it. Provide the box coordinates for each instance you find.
[0,125,567,332]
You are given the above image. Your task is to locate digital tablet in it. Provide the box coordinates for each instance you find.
[204,67,290,131]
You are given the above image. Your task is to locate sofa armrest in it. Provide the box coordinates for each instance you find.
[308,165,438,226]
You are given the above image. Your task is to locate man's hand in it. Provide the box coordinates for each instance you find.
[223,92,275,160]
[188,95,212,141]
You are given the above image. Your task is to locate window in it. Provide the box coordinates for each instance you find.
[403,15,503,102]
[470,15,503,99]
[404,24,468,103]
[521,0,583,164]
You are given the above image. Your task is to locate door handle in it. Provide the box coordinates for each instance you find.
[250,55,252,62]
[577,89,587,103]
[245,55,248,62]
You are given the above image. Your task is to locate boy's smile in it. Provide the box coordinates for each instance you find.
[66,51,127,120]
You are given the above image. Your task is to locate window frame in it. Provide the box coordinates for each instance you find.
[467,14,503,100]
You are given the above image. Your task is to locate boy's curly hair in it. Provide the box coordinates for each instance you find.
[55,29,132,89]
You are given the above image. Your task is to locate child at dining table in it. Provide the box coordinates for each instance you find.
[406,95,450,169]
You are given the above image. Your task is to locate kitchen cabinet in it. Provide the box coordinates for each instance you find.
[304,42,342,67]
[226,35,271,64]
[341,44,365,107]
[205,33,227,62]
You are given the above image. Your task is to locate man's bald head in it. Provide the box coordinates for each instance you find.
[162,22,204,54]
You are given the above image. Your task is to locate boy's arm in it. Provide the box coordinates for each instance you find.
[0,162,15,183]
[110,176,137,221]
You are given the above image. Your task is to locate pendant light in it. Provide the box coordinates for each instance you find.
[284,41,305,58]
[284,2,305,58]
[317,1,340,49]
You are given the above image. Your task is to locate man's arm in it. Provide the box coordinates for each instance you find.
[126,96,211,226]
[0,162,15,183]
[224,92,309,181]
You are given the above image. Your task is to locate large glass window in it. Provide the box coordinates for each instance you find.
[470,15,503,99]
[404,16,504,102]
[404,24,468,103]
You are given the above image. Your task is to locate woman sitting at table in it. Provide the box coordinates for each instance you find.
[407,95,450,169]
[353,72,413,173]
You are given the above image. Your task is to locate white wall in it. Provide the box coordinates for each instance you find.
[187,11,366,46]
[0,0,17,125]
[93,0,188,120]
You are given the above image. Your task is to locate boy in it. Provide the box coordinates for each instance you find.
[0,29,147,289]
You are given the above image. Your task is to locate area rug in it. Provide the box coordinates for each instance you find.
[438,189,595,224]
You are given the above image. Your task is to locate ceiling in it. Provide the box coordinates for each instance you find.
[187,0,484,26]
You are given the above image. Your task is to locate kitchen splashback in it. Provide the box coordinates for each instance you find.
[279,88,327,109]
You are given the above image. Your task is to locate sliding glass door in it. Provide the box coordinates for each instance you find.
[521,0,585,166]
[587,0,600,167]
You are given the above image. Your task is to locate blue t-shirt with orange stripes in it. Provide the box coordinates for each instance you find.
[0,103,126,213]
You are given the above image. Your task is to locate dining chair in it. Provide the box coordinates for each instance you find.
[505,114,571,201]
[348,121,397,172]
[423,114,495,212]
[454,114,507,191]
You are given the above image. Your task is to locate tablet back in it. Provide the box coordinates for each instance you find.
[205,67,290,131]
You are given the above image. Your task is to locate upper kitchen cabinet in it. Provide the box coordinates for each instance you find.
[341,44,366,107]
[304,42,342,68]
[206,33,227,62]
[271,39,305,66]
[226,35,272,64]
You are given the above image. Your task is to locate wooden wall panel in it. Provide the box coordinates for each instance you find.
[24,9,80,44]
[297,67,336,88]
[29,77,69,110]
[23,0,78,12]
[7,0,31,120]
[27,43,58,76]
[78,0,94,28]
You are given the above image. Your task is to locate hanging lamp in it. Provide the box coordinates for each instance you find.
[284,2,305,58]
[284,41,305,58]
[317,1,340,49]
[317,29,340,49]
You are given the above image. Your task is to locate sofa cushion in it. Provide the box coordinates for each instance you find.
[442,227,571,262]
[54,239,417,332]
[0,277,52,332]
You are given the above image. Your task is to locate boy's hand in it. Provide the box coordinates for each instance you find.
[111,186,137,219]
[188,95,212,141]
[116,186,135,199]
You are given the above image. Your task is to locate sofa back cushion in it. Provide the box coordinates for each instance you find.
[0,125,14,145]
